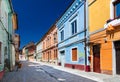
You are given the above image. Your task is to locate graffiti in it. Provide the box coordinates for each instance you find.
[78,52,85,62]
[79,57,84,62]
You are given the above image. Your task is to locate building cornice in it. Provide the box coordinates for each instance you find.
[58,39,84,50]
[42,44,58,52]
[56,0,84,28]
[89,28,105,35]
[58,29,85,44]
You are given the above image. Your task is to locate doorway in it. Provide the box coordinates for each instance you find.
[114,41,120,75]
[60,51,65,67]
[93,44,101,73]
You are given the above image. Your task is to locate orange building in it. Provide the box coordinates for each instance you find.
[42,24,58,64]
[89,0,120,75]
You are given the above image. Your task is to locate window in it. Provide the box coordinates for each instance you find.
[61,30,64,41]
[53,32,57,43]
[114,1,120,18]
[0,42,1,64]
[49,51,51,60]
[54,49,58,60]
[71,20,77,35]
[72,48,77,61]
[49,37,51,47]
[43,42,45,49]
[47,37,49,47]
[46,36,51,47]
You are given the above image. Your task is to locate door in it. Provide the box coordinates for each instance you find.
[93,44,101,73]
[114,41,120,75]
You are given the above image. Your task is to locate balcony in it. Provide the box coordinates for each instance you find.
[104,17,120,30]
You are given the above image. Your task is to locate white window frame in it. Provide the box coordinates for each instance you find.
[60,29,64,41]
[110,0,120,19]
[71,19,77,35]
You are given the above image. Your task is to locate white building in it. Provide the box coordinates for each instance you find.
[36,41,43,62]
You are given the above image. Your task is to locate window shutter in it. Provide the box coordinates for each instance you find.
[72,48,77,61]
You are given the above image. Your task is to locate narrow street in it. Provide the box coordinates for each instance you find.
[1,61,96,82]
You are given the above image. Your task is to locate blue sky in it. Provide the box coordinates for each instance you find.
[12,0,73,49]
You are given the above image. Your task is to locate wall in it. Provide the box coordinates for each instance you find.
[89,0,110,33]
[65,42,85,64]
[36,42,42,61]
[0,0,9,72]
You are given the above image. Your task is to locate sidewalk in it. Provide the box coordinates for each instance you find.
[32,61,120,82]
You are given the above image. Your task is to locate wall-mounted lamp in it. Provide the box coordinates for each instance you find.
[104,38,107,43]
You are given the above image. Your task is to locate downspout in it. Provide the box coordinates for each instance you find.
[84,0,90,72]
[84,0,87,71]
[8,12,13,71]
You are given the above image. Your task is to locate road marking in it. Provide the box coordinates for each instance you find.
[57,78,66,82]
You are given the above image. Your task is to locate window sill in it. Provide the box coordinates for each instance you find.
[71,60,78,63]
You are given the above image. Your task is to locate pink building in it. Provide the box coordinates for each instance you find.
[42,24,58,64]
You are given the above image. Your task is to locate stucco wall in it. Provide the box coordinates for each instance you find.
[89,0,110,33]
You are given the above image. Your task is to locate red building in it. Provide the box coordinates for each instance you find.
[25,42,36,61]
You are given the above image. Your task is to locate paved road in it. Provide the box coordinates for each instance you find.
[1,61,96,82]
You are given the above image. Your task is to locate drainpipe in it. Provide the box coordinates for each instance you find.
[8,12,14,71]
[84,0,88,72]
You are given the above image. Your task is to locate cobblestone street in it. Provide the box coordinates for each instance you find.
[0,61,96,82]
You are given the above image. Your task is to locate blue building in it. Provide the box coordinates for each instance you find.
[56,0,89,71]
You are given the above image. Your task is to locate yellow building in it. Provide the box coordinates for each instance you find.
[89,0,120,75]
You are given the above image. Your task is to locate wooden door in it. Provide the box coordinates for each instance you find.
[116,49,120,74]
[93,45,101,73]
[114,41,120,75]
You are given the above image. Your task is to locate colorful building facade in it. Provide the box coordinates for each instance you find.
[89,0,120,75]
[42,24,58,64]
[56,0,90,71]
[0,0,18,79]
